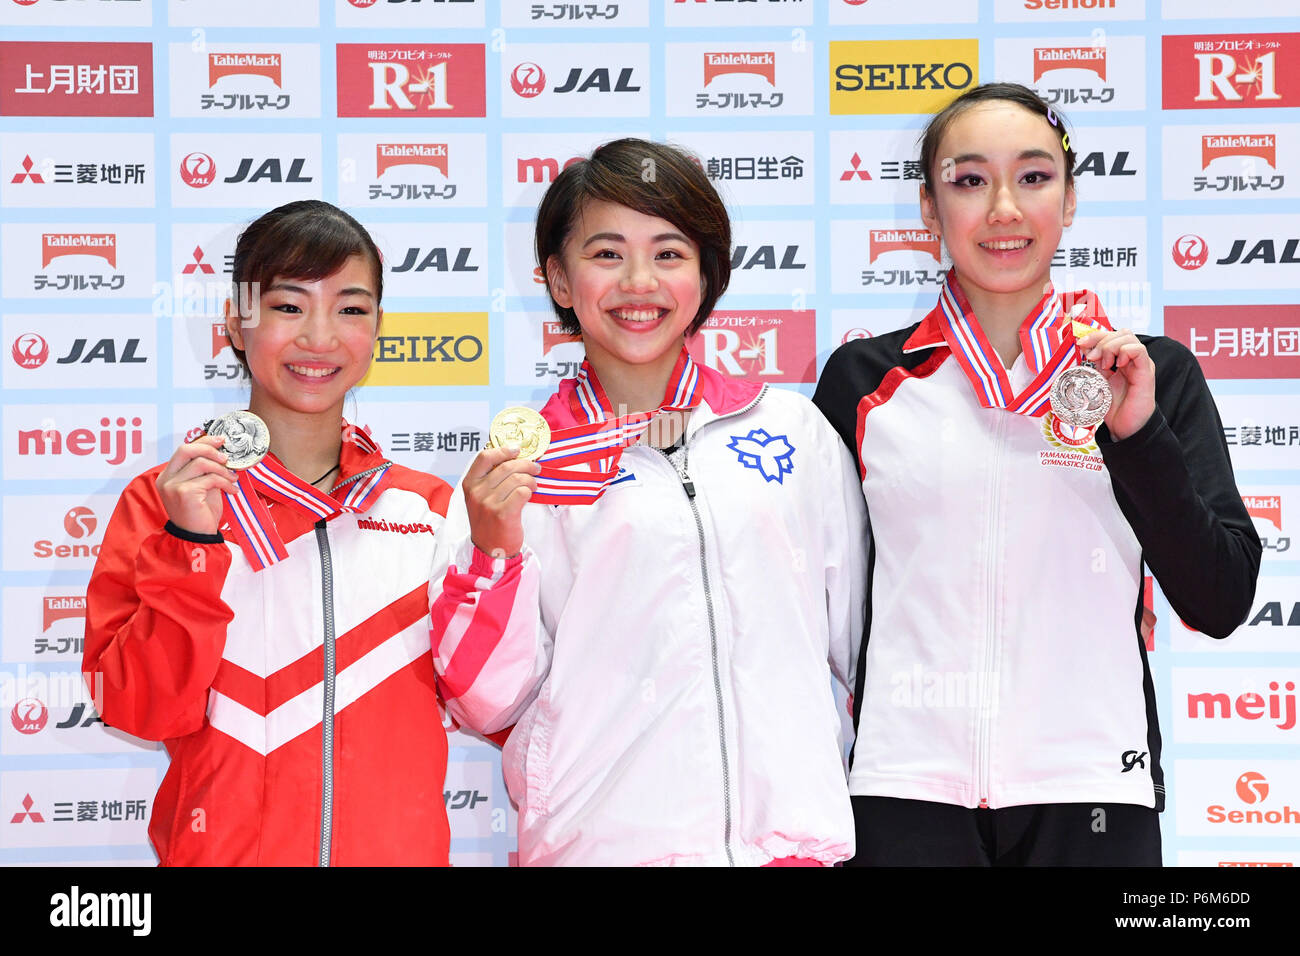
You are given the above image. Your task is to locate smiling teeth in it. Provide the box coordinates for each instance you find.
[288,365,336,378]
[614,309,662,323]
[982,239,1030,250]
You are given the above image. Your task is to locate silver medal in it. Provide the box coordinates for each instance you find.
[1049,363,1112,430]
[205,410,270,470]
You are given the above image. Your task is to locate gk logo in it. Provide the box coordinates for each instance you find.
[1120,750,1147,773]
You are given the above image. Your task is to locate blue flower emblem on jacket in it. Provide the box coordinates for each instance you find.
[727,429,795,484]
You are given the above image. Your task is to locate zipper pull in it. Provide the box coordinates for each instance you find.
[680,466,696,499]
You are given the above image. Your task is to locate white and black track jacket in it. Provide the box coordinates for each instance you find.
[813,318,1261,811]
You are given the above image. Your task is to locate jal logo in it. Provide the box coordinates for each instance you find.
[10,698,48,735]
[376,143,448,177]
[551,67,641,95]
[64,506,96,538]
[1202,133,1277,169]
[11,155,43,183]
[1247,601,1300,627]
[209,52,283,88]
[1074,150,1137,178]
[730,245,806,271]
[1244,495,1282,529]
[348,0,379,6]
[41,233,115,268]
[18,416,144,466]
[58,338,145,365]
[223,157,312,184]
[1033,45,1107,82]
[841,153,871,181]
[703,52,776,86]
[870,229,941,263]
[842,328,872,343]
[337,44,485,118]
[516,153,584,184]
[511,62,546,98]
[12,1,39,7]
[391,247,479,273]
[1237,771,1269,804]
[1215,238,1300,265]
[1171,234,1209,270]
[12,332,49,369]
[1188,681,1296,731]
[43,595,86,631]
[182,245,216,276]
[178,152,215,188]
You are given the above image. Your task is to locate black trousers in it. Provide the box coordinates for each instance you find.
[847,795,1162,867]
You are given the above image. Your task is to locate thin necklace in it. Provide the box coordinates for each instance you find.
[311,463,340,487]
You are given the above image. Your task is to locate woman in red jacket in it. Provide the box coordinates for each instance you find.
[84,201,457,865]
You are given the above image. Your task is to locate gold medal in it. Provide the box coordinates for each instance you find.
[488,406,551,461]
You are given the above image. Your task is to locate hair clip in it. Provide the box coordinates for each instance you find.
[1045,107,1071,154]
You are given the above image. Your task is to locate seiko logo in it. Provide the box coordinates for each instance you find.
[376,143,449,177]
[1033,46,1107,82]
[374,335,483,363]
[869,229,941,263]
[552,68,641,94]
[1202,134,1277,169]
[729,245,806,270]
[1187,681,1295,731]
[703,52,776,86]
[42,234,116,268]
[223,157,312,184]
[18,416,144,466]
[209,52,283,87]
[834,62,974,92]
[391,247,479,273]
[1216,239,1300,265]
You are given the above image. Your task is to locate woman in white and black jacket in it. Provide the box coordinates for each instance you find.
[813,83,1261,867]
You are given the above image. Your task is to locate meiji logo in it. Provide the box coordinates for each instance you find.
[12,332,49,369]
[376,143,449,177]
[11,155,44,184]
[64,506,96,538]
[1244,495,1282,529]
[209,52,283,87]
[869,229,940,263]
[510,62,545,98]
[1171,234,1208,270]
[703,52,776,86]
[182,245,216,276]
[1187,680,1296,731]
[1033,46,1107,82]
[211,322,231,358]
[43,595,86,631]
[841,153,871,181]
[1202,134,1277,169]
[18,417,144,467]
[10,697,48,735]
[355,517,436,536]
[542,320,581,356]
[516,154,584,184]
[179,152,216,188]
[41,233,116,268]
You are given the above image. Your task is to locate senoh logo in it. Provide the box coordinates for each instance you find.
[12,333,48,369]
[704,52,776,86]
[1202,133,1277,169]
[870,229,941,263]
[209,52,282,88]
[336,44,486,118]
[65,506,96,538]
[1163,34,1299,110]
[1188,680,1296,731]
[10,698,47,735]
[1033,46,1107,82]
[1171,234,1208,270]
[30,505,101,560]
[830,39,979,115]
[1237,771,1269,804]
[41,233,115,268]
[1204,771,1300,826]
[179,152,216,188]
[510,62,545,98]
[376,143,448,178]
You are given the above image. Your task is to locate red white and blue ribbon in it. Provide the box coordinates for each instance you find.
[936,270,1110,419]
[531,348,703,505]
[221,421,391,571]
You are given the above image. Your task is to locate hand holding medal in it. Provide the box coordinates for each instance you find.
[462,408,545,559]
[155,412,269,537]
[1071,326,1156,441]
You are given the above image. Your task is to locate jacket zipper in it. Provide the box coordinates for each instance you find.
[977,415,1007,809]
[314,520,337,866]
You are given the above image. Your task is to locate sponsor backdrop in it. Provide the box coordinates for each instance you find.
[0,0,1296,868]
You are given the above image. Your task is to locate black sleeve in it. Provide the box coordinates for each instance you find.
[1098,336,1262,638]
[813,327,923,461]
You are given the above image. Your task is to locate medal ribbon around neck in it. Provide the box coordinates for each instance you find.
[936,270,1110,418]
[221,423,391,571]
[530,347,702,505]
